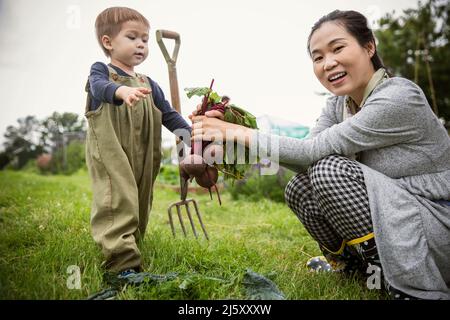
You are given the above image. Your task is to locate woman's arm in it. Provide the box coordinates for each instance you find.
[191,96,340,143]
[255,79,424,168]
[192,79,424,170]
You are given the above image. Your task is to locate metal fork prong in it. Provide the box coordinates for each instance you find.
[168,206,176,237]
[184,201,198,238]
[176,204,188,237]
[191,199,209,240]
[214,184,222,206]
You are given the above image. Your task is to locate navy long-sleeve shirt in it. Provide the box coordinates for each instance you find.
[88,62,192,137]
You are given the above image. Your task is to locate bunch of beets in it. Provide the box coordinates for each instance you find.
[179,80,226,202]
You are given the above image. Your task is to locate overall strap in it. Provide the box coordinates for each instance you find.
[84,78,92,114]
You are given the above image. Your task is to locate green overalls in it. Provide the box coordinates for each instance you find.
[84,66,162,272]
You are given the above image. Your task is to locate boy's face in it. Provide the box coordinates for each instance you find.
[104,20,149,68]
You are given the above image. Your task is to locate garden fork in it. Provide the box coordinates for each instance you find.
[156,30,209,240]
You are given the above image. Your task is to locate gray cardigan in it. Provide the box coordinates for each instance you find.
[256,77,450,299]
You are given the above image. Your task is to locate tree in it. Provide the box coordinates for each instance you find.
[1,112,86,171]
[38,112,87,173]
[375,0,450,121]
[2,116,44,169]
[51,140,86,175]
[40,112,86,153]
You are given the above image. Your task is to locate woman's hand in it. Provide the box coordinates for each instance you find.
[190,115,229,142]
[191,114,254,147]
[189,104,225,121]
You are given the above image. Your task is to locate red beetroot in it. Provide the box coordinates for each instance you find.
[180,154,206,176]
[195,166,219,188]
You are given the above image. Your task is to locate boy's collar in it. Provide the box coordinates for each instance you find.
[108,63,136,77]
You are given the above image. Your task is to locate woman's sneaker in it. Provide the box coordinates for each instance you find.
[307,246,365,274]
[306,256,333,272]
[385,282,420,300]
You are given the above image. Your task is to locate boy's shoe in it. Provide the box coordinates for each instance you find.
[105,268,179,288]
[90,269,140,300]
[118,269,138,278]
[104,268,141,287]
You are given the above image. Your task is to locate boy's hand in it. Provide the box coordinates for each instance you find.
[115,86,151,107]
[188,104,224,121]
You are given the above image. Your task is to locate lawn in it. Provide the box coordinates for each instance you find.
[0,169,385,300]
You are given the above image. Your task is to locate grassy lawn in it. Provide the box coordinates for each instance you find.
[0,169,385,300]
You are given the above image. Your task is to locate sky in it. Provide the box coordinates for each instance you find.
[0,0,419,148]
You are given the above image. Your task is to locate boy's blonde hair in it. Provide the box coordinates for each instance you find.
[95,7,150,57]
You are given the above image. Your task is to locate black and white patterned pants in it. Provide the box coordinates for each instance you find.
[285,154,373,252]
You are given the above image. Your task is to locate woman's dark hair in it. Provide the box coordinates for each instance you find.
[307,10,388,72]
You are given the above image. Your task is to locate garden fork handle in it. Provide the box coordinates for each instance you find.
[156,30,188,201]
[156,30,181,113]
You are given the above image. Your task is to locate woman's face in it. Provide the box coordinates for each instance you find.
[309,22,375,104]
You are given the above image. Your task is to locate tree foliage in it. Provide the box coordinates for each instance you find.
[375,0,450,121]
[1,112,86,172]
[1,116,44,169]
[40,112,86,153]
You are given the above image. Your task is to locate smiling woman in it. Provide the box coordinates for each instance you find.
[308,11,387,106]
[191,9,450,300]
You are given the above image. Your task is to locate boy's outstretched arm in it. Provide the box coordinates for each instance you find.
[115,86,151,107]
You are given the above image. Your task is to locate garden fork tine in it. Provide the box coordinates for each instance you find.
[167,175,208,239]
[167,198,209,240]
[191,198,209,238]
[157,30,209,240]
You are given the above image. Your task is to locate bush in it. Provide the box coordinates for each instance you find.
[157,164,180,185]
[0,152,10,170]
[36,153,52,174]
[21,158,40,174]
[50,140,86,175]
[227,165,296,203]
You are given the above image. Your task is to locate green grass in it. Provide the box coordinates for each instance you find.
[0,170,385,300]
